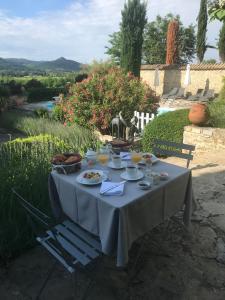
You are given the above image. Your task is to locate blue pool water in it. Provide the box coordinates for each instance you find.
[157,107,175,115]
[40,101,55,110]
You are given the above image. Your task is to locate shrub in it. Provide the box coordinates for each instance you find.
[0,134,71,260]
[51,103,65,122]
[34,107,49,118]
[0,85,10,111]
[25,79,44,89]
[218,77,225,101]
[27,87,66,102]
[142,109,191,152]
[0,111,98,153]
[63,66,159,133]
[8,80,23,95]
[209,99,225,128]
[75,73,88,83]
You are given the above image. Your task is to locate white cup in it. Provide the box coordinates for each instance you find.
[126,164,137,178]
[112,155,121,167]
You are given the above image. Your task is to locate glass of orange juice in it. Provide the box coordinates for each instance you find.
[98,153,109,167]
[131,151,142,165]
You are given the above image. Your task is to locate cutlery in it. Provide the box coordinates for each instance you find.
[100,181,126,195]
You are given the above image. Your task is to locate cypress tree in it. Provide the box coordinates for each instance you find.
[196,0,208,62]
[166,20,179,65]
[219,21,225,62]
[120,0,147,77]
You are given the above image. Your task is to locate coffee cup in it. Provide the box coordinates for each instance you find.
[112,155,121,167]
[126,164,137,178]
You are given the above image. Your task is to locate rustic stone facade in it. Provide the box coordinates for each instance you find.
[141,64,225,96]
[183,125,225,151]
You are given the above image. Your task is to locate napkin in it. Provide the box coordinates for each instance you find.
[120,152,131,160]
[100,181,125,196]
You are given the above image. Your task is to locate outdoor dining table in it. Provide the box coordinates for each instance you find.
[49,160,193,267]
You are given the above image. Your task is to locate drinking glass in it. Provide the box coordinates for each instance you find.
[98,152,110,168]
[131,151,142,165]
[143,155,152,182]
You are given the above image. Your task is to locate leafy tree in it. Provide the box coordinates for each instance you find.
[105,32,122,64]
[8,80,23,95]
[120,0,147,77]
[25,79,44,89]
[107,14,196,65]
[208,0,225,21]
[143,14,196,64]
[218,21,225,61]
[196,0,208,62]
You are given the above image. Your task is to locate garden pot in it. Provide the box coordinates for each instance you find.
[188,103,209,126]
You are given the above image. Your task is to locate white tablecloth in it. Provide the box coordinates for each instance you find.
[50,161,193,266]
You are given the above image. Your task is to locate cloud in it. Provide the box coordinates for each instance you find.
[0,0,123,62]
[0,0,221,62]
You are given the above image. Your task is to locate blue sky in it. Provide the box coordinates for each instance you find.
[0,0,221,63]
[0,0,75,17]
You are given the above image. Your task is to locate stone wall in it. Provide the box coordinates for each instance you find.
[183,125,225,151]
[141,64,225,96]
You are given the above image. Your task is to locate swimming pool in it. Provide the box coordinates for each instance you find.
[157,107,175,115]
[21,100,56,112]
[40,101,55,110]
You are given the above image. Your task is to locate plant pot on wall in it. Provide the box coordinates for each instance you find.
[188,103,209,126]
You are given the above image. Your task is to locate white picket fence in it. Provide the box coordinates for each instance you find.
[134,111,155,131]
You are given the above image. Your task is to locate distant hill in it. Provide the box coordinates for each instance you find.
[0,57,82,74]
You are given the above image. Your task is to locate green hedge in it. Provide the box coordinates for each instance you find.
[0,135,72,260]
[27,87,66,102]
[0,111,98,153]
[209,99,225,128]
[142,109,191,152]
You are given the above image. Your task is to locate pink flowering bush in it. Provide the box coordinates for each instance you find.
[62,66,159,133]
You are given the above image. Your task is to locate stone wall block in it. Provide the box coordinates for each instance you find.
[183,125,225,152]
[191,126,202,134]
[202,128,213,137]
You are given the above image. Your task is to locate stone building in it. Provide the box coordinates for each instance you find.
[140,64,225,96]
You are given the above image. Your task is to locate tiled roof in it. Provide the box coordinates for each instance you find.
[141,64,225,71]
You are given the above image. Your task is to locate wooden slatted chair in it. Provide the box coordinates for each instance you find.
[153,139,195,168]
[12,188,102,300]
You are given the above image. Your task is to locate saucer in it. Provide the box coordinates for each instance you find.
[108,161,126,169]
[120,170,144,181]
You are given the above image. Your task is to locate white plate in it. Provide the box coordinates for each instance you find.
[120,170,144,181]
[108,161,127,169]
[77,169,107,185]
[141,153,159,164]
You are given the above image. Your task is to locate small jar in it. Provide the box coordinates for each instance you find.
[151,172,160,185]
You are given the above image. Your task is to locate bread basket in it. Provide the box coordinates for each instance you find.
[52,153,82,174]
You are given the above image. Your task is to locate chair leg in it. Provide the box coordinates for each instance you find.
[36,261,57,300]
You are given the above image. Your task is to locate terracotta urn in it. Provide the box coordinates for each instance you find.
[188,103,209,126]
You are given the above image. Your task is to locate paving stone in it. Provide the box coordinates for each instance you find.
[216,238,225,264]
[212,215,225,232]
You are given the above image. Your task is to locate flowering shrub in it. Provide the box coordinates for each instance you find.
[62,67,159,133]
